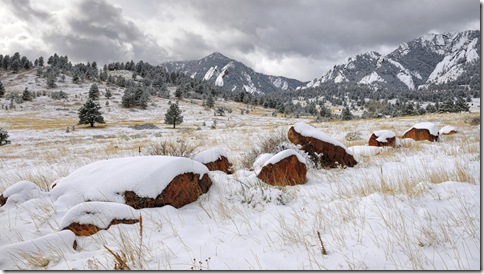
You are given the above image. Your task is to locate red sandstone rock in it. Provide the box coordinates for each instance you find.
[64,219,140,237]
[402,128,439,142]
[124,173,212,209]
[257,150,307,186]
[368,130,397,147]
[288,123,357,168]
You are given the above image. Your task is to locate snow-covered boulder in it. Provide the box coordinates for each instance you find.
[439,125,458,135]
[60,202,140,236]
[0,181,43,208]
[192,147,234,174]
[257,149,307,186]
[50,156,212,209]
[402,122,439,142]
[288,122,357,168]
[368,130,397,147]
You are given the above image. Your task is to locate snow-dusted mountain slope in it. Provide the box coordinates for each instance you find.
[300,30,480,90]
[161,52,305,94]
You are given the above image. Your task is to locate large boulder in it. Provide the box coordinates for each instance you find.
[257,149,307,186]
[192,147,234,174]
[50,156,212,209]
[402,122,439,142]
[61,202,140,236]
[368,130,397,147]
[288,122,357,168]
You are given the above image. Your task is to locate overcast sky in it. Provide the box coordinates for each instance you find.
[1,0,480,81]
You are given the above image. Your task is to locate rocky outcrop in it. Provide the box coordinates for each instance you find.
[368,130,397,147]
[288,123,357,168]
[257,149,307,186]
[402,122,439,142]
[123,173,212,209]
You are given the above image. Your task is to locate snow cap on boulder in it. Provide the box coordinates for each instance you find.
[60,202,140,236]
[50,156,211,209]
[402,122,439,142]
[368,130,397,147]
[439,125,458,135]
[192,147,233,173]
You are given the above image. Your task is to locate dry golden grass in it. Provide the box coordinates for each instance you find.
[0,115,78,130]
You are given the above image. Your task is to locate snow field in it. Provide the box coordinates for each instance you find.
[0,71,480,270]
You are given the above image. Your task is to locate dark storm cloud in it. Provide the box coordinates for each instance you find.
[185,0,479,57]
[2,0,479,80]
[46,0,167,64]
[5,0,50,22]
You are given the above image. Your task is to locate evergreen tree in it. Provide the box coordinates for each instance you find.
[175,87,183,99]
[105,88,112,99]
[0,81,4,98]
[89,83,100,100]
[164,103,183,129]
[0,128,9,146]
[46,72,56,88]
[122,86,149,108]
[340,106,353,120]
[319,104,332,118]
[78,99,105,127]
[454,96,470,112]
[11,59,20,73]
[205,94,215,108]
[425,103,437,113]
[439,98,455,113]
[22,87,33,101]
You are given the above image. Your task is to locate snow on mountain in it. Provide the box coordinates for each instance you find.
[299,30,480,90]
[162,52,304,93]
[359,71,385,85]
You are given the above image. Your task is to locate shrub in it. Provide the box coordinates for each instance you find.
[145,140,197,158]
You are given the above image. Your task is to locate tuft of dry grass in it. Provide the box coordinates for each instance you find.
[145,139,199,158]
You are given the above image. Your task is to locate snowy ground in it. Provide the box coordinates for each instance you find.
[0,70,480,270]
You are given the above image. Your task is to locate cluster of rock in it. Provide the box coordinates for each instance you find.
[0,121,459,238]
[367,122,457,147]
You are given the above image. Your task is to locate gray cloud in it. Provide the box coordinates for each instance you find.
[1,0,479,81]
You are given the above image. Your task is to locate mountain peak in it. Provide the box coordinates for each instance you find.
[300,29,480,90]
[205,52,230,60]
[162,52,305,93]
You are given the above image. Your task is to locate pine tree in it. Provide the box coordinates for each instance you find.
[105,88,112,99]
[0,81,4,98]
[22,87,33,101]
[88,83,100,100]
[78,99,105,127]
[0,128,9,145]
[164,103,183,129]
[205,94,215,108]
[439,98,455,113]
[46,72,56,88]
[454,96,470,112]
[38,56,44,67]
[340,106,353,120]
